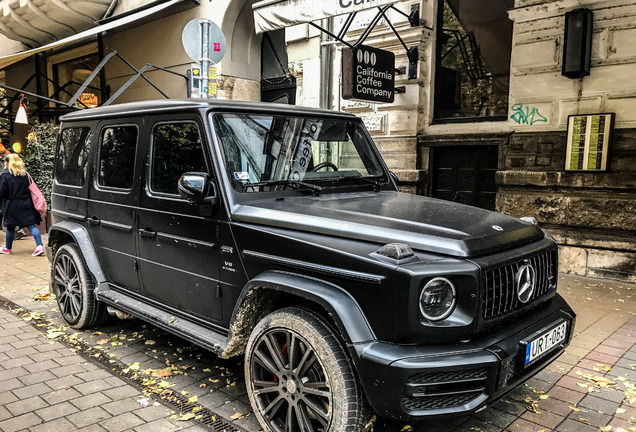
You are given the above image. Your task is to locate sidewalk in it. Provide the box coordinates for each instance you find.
[0,307,208,432]
[2,231,636,431]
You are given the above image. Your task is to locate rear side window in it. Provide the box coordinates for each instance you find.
[56,127,92,186]
[98,126,137,189]
[150,122,207,195]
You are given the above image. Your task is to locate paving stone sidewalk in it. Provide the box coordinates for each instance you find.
[3,231,636,431]
[0,306,208,432]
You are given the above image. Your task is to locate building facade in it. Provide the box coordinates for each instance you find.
[0,0,634,281]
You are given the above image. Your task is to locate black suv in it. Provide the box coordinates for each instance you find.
[48,99,575,431]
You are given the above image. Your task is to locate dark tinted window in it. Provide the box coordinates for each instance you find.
[56,127,91,186]
[98,126,137,189]
[150,122,207,195]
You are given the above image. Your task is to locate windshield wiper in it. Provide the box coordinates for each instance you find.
[242,179,323,195]
[327,175,384,192]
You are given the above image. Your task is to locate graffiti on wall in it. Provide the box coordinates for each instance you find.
[510,103,548,125]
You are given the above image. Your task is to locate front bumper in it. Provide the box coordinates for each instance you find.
[353,294,575,421]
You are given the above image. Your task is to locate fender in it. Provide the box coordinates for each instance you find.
[48,220,108,290]
[222,270,376,358]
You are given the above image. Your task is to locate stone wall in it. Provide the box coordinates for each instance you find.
[497,130,636,282]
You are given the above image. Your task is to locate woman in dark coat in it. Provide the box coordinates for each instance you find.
[0,153,44,256]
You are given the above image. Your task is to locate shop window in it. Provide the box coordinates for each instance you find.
[48,46,102,108]
[261,30,296,104]
[150,122,208,195]
[434,0,513,122]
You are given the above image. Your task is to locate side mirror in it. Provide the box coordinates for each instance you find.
[178,172,219,216]
[178,172,209,202]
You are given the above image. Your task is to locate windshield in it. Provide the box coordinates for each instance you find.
[212,113,386,193]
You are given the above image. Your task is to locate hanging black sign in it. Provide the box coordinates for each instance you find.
[342,45,395,104]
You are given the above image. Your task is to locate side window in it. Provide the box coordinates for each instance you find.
[150,122,207,195]
[97,126,137,189]
[56,127,91,186]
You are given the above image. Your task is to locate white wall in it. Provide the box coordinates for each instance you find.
[509,0,636,132]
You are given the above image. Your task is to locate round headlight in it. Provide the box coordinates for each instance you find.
[419,277,456,321]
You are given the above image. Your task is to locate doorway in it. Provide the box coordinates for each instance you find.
[431,145,498,210]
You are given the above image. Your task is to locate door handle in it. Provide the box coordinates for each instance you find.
[87,217,101,226]
[138,229,157,239]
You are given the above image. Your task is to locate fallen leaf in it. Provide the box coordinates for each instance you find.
[569,406,581,411]
[145,340,156,345]
[176,413,195,421]
[401,427,412,431]
[616,408,626,414]
[600,426,612,431]
[188,396,198,404]
[151,368,173,378]
[231,412,244,419]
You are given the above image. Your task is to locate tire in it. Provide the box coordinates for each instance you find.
[245,307,367,432]
[51,243,108,329]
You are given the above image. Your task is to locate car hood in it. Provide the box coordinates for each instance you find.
[231,191,544,258]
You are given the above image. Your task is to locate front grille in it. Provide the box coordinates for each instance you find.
[402,391,482,411]
[482,248,557,319]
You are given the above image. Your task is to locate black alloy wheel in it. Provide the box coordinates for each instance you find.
[245,308,367,432]
[51,244,108,329]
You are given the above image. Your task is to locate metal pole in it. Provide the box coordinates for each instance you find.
[199,19,211,99]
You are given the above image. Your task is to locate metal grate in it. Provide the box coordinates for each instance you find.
[407,368,488,385]
[482,248,557,320]
[401,391,482,411]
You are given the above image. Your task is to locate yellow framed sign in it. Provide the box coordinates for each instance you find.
[565,113,614,171]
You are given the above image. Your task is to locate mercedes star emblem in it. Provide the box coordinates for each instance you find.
[515,261,536,303]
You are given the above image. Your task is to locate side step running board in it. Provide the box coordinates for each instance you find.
[97,289,228,356]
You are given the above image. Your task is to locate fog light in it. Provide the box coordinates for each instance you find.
[419,277,456,321]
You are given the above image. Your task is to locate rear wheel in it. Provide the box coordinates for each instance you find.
[245,307,367,432]
[51,243,108,329]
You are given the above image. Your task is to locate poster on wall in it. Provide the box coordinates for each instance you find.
[565,113,614,171]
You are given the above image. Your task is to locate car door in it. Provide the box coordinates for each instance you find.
[136,115,222,321]
[86,119,142,292]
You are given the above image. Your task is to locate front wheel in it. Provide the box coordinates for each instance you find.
[245,307,367,432]
[51,243,108,329]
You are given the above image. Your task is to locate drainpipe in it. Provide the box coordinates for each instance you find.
[319,18,333,110]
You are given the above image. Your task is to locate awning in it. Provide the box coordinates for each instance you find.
[253,0,398,33]
[0,0,182,70]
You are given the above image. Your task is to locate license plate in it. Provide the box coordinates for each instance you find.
[524,320,568,365]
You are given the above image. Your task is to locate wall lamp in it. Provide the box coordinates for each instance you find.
[15,94,29,124]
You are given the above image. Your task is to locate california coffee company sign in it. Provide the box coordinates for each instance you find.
[342,45,395,104]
